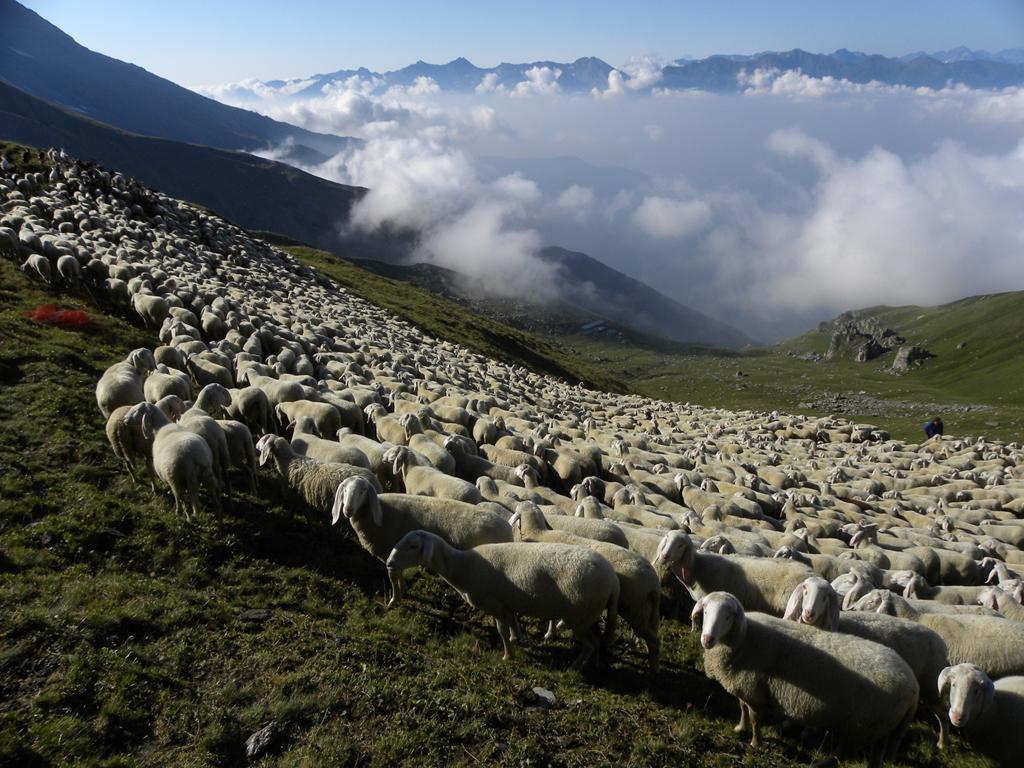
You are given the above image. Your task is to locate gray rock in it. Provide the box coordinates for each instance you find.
[245,721,278,761]
[892,345,933,373]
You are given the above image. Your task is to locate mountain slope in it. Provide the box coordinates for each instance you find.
[0,0,354,155]
[0,81,362,251]
[539,247,755,348]
[782,291,1024,406]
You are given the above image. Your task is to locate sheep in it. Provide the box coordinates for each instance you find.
[225,385,274,437]
[56,254,81,287]
[19,254,52,284]
[331,476,511,605]
[850,589,1024,678]
[386,529,618,669]
[217,419,258,493]
[276,399,341,437]
[95,348,156,418]
[256,435,381,521]
[186,355,233,389]
[178,384,233,496]
[143,364,192,403]
[783,576,951,746]
[693,591,918,763]
[409,433,457,474]
[938,663,1024,767]
[902,576,991,606]
[105,404,155,489]
[511,502,661,671]
[978,586,1024,623]
[122,402,218,519]
[387,445,482,503]
[289,417,371,469]
[444,436,523,485]
[654,530,814,615]
[131,292,169,328]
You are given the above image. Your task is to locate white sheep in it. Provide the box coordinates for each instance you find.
[386,529,618,668]
[19,254,52,284]
[851,589,1024,678]
[938,663,1024,767]
[331,476,511,605]
[387,445,482,503]
[693,591,918,762]
[783,576,951,747]
[257,435,381,521]
[105,404,155,490]
[289,417,370,469]
[122,401,218,519]
[654,530,814,615]
[96,348,156,418]
[511,502,661,671]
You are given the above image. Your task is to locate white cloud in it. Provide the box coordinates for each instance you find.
[475,72,505,95]
[620,56,665,90]
[643,124,664,141]
[512,66,562,97]
[554,185,594,219]
[591,69,626,99]
[632,195,713,239]
[708,130,1024,316]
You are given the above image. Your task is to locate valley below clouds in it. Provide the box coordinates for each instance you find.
[198,68,1024,340]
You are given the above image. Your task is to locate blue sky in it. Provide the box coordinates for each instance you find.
[21,0,1024,85]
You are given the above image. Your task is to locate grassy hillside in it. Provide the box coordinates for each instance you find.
[3,258,990,767]
[557,291,1024,442]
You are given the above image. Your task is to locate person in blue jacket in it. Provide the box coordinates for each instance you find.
[924,417,944,438]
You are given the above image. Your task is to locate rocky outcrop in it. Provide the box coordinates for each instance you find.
[892,344,934,373]
[824,313,905,362]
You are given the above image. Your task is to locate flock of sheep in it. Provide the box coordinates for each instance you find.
[4,150,1024,766]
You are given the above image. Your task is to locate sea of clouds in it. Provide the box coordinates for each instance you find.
[197,65,1024,340]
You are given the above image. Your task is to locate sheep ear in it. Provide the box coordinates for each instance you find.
[508,512,521,531]
[690,597,706,632]
[841,587,859,611]
[141,409,154,440]
[258,442,272,467]
[574,504,584,518]
[826,589,840,631]
[331,483,346,526]
[937,667,953,697]
[783,583,805,622]
[902,581,916,599]
[422,534,435,563]
[980,589,998,611]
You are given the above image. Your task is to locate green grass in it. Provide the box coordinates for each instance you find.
[0,141,51,175]
[555,289,1024,443]
[285,245,626,394]
[0,254,993,767]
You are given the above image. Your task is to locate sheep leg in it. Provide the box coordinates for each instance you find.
[494,616,514,661]
[386,570,406,608]
[933,706,947,750]
[568,624,597,670]
[642,629,661,674]
[747,706,761,748]
[544,620,558,641]
[734,700,751,735]
[509,615,524,643]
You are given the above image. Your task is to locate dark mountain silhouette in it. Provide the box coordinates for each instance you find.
[0,0,355,156]
[0,80,363,252]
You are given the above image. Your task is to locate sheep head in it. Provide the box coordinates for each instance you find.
[332,476,381,527]
[691,592,746,650]
[654,530,696,586]
[783,576,839,631]
[938,664,995,728]
[386,530,436,573]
